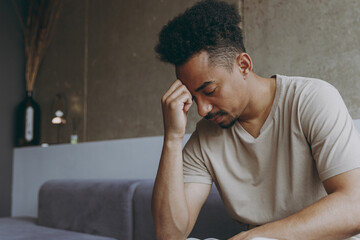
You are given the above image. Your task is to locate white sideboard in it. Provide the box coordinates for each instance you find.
[11,134,191,217]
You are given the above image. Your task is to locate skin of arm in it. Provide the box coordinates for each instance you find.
[151,80,211,240]
[229,168,360,240]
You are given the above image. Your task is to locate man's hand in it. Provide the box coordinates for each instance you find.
[161,80,193,141]
[153,79,211,240]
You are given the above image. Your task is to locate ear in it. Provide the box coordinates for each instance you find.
[235,53,253,75]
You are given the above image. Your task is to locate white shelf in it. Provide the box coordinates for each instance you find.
[12,134,191,217]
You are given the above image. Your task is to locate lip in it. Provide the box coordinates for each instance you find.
[212,115,224,124]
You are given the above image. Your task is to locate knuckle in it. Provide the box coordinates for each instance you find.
[169,101,178,109]
[164,98,171,106]
[179,85,188,92]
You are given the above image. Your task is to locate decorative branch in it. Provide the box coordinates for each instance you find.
[24,0,62,92]
[11,0,26,34]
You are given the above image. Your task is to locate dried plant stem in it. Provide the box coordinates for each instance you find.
[25,0,62,92]
[11,0,25,34]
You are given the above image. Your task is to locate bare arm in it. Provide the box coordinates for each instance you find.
[230,168,360,240]
[152,80,211,240]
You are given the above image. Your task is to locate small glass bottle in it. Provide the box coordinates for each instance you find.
[70,118,78,144]
[15,91,41,146]
[70,133,78,144]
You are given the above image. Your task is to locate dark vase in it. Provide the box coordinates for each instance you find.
[15,91,41,147]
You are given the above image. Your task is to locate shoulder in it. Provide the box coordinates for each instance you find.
[292,77,344,113]
[283,76,350,143]
[276,75,341,110]
[277,74,337,95]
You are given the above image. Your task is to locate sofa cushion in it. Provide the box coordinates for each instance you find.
[132,180,247,240]
[38,179,141,240]
[0,217,116,240]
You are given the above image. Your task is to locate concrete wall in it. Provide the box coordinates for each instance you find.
[35,0,198,145]
[34,0,360,145]
[33,0,238,145]
[243,0,360,119]
[0,0,26,217]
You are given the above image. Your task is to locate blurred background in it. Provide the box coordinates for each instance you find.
[1,0,359,216]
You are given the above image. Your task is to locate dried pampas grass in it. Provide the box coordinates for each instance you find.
[13,0,62,92]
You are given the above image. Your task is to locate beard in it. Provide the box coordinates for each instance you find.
[204,110,238,129]
[218,117,237,129]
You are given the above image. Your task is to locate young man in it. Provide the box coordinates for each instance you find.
[151,0,360,239]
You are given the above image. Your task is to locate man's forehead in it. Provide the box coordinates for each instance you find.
[176,71,215,93]
[175,52,213,90]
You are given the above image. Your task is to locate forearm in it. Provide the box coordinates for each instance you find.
[152,137,189,240]
[235,192,360,240]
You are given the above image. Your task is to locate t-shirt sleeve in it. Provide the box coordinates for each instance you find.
[182,129,213,184]
[300,81,360,181]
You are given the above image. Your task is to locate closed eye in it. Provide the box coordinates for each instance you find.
[204,89,216,96]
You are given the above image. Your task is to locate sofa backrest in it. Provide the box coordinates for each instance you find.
[38,179,141,240]
[38,179,247,240]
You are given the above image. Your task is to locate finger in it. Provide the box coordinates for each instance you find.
[182,93,193,113]
[177,91,193,113]
[162,80,185,102]
[163,89,192,113]
[183,101,192,113]
[167,91,193,113]
[162,80,184,102]
[164,85,192,107]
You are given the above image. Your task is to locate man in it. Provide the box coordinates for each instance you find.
[151,0,360,239]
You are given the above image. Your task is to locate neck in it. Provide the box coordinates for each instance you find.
[238,72,276,125]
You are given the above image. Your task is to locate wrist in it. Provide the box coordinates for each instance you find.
[164,132,184,142]
[163,135,184,148]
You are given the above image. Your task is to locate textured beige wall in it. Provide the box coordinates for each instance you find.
[34,0,359,144]
[36,0,201,144]
[35,0,86,144]
[243,0,360,119]
[34,0,237,144]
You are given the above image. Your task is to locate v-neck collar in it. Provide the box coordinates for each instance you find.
[234,74,282,142]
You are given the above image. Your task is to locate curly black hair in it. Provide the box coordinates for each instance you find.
[155,0,246,70]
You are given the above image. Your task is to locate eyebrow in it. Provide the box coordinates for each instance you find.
[195,81,214,92]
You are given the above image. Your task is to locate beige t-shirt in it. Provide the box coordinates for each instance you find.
[183,74,360,226]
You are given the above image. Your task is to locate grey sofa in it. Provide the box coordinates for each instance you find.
[0,179,247,240]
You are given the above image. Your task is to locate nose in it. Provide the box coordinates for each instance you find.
[197,98,213,117]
